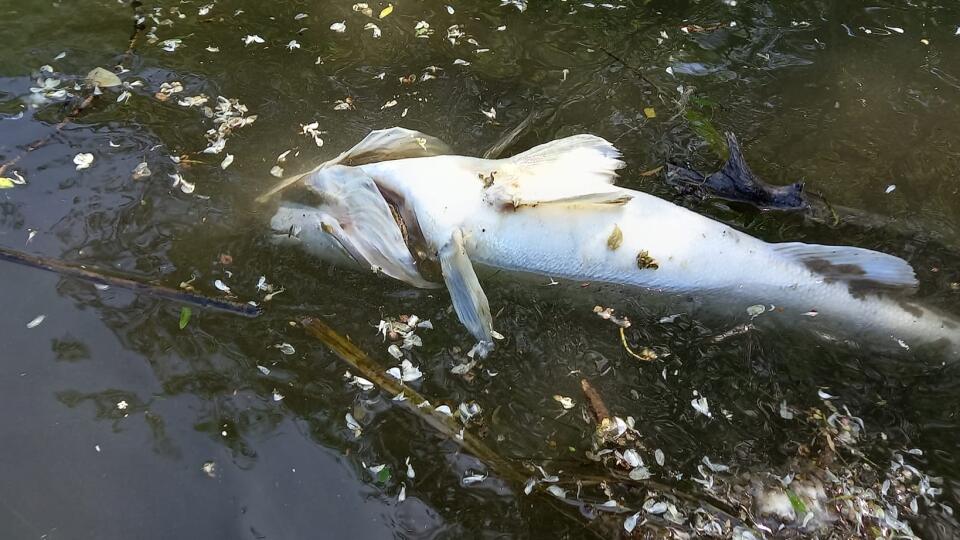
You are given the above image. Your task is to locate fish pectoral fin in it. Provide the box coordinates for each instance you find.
[304,165,439,289]
[439,229,498,357]
[256,127,451,203]
[487,188,633,208]
[775,241,918,292]
[488,134,630,208]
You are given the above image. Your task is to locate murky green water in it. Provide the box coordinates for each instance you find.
[2,1,960,538]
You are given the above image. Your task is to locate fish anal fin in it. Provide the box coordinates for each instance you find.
[256,127,451,203]
[439,229,496,357]
[486,134,629,209]
[775,241,918,292]
[305,165,439,289]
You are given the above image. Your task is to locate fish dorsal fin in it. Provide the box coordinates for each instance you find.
[774,241,918,291]
[256,127,451,203]
[439,229,498,358]
[303,165,439,289]
[484,134,630,209]
[336,127,452,165]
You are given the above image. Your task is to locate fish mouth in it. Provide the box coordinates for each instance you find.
[270,224,303,241]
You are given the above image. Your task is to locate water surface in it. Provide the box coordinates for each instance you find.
[1,1,959,538]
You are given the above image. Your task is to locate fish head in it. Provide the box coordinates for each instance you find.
[270,202,359,268]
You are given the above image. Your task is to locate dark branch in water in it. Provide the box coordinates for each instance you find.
[0,246,260,317]
[665,132,808,211]
[123,0,148,62]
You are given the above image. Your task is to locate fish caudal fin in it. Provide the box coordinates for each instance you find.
[256,127,452,203]
[486,134,630,208]
[439,229,499,358]
[302,165,438,288]
[774,241,918,291]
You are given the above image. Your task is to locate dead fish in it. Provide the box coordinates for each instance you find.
[264,127,960,358]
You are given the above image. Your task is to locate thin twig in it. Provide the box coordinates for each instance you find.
[619,327,655,361]
[0,245,260,317]
[580,379,610,423]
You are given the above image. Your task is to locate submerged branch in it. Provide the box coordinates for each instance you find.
[299,317,611,539]
[0,245,260,317]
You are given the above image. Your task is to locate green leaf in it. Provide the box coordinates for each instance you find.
[787,490,807,515]
[684,102,728,161]
[376,465,391,484]
[178,307,192,330]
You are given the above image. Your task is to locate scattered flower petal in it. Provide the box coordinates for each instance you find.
[73,153,94,170]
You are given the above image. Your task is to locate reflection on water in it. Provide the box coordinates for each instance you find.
[1,0,959,537]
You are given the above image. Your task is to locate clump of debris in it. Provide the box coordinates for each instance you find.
[573,381,949,538]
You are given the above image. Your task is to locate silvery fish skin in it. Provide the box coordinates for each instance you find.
[268,128,960,358]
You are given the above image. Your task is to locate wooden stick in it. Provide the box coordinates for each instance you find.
[299,317,614,539]
[0,245,260,317]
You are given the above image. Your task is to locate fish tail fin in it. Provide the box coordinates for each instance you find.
[774,241,918,291]
[489,135,630,207]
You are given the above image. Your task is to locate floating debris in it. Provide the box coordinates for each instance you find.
[386,359,423,382]
[169,173,195,194]
[274,342,295,355]
[300,121,325,147]
[132,162,151,179]
[553,395,575,409]
[414,21,433,38]
[85,67,121,88]
[593,305,630,328]
[73,153,94,170]
[345,412,362,438]
[463,471,487,485]
[691,392,712,418]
